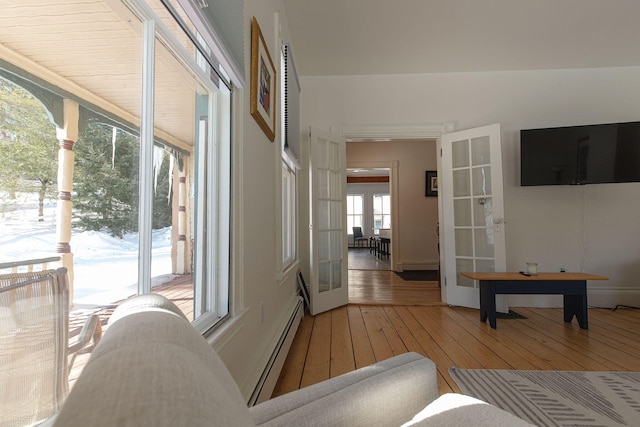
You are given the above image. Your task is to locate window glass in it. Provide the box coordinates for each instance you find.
[347,194,364,232]
[373,194,391,232]
[282,161,297,268]
[280,46,297,271]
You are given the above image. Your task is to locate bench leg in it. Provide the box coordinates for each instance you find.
[564,293,588,329]
[479,281,497,329]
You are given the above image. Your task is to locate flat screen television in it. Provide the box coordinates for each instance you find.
[520,121,640,186]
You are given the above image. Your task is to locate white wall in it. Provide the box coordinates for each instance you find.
[212,0,302,400]
[300,67,640,307]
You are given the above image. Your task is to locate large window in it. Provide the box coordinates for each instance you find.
[0,0,233,423]
[347,194,364,231]
[0,0,231,327]
[373,194,391,232]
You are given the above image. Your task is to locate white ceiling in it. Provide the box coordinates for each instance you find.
[282,0,640,77]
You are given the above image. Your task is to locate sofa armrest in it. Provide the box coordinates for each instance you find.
[53,294,256,427]
[250,352,438,427]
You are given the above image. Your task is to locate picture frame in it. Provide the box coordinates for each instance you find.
[426,170,438,197]
[250,17,276,142]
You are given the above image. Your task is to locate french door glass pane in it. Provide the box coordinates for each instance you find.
[476,259,495,273]
[452,139,469,168]
[473,197,493,227]
[330,200,342,229]
[471,136,491,165]
[453,169,471,197]
[331,260,342,290]
[474,228,494,258]
[319,232,330,260]
[454,199,472,226]
[319,262,330,292]
[455,229,473,257]
[318,200,330,230]
[317,169,330,199]
[456,258,475,288]
[472,166,492,196]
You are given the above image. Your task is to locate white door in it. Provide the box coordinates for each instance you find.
[441,124,508,311]
[309,127,348,315]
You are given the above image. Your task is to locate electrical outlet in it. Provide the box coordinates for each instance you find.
[559,265,566,273]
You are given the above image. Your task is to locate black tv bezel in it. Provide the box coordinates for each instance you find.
[520,121,640,187]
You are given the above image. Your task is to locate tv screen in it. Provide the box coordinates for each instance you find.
[521,121,640,186]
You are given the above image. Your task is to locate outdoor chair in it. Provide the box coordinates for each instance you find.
[352,226,368,248]
[0,267,102,427]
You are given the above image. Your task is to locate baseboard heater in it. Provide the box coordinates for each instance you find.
[248,296,304,405]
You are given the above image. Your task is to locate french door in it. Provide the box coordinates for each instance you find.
[309,127,348,315]
[440,124,508,311]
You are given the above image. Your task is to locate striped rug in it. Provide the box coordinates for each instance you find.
[449,367,640,426]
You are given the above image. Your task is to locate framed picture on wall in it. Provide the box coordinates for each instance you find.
[250,17,276,142]
[426,170,438,197]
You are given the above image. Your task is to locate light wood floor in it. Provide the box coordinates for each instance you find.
[273,274,640,398]
[348,247,390,270]
[349,269,442,305]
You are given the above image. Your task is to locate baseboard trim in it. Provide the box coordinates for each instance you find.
[509,286,640,309]
[587,285,640,308]
[397,261,439,271]
[247,296,304,405]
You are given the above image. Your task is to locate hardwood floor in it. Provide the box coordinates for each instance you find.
[349,269,442,305]
[347,247,390,270]
[273,272,640,399]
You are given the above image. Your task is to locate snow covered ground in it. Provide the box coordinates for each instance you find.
[1,193,173,308]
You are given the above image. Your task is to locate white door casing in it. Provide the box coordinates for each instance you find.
[440,123,508,311]
[309,127,348,315]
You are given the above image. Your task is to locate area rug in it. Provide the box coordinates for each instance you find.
[394,270,439,281]
[449,367,640,426]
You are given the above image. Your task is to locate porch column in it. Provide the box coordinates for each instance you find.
[175,164,189,274]
[55,99,79,301]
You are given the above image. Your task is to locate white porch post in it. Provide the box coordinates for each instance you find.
[55,99,79,301]
[176,168,189,274]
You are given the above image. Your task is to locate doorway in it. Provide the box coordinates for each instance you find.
[347,167,391,271]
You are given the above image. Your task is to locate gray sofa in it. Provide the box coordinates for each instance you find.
[51,294,532,426]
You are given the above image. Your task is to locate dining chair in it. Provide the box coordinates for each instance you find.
[352,226,368,248]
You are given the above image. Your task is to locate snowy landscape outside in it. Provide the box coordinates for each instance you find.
[0,192,174,311]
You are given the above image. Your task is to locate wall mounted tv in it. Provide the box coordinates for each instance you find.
[520,121,640,186]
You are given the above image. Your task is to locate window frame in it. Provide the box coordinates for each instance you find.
[278,44,298,274]
[373,193,391,233]
[129,0,232,332]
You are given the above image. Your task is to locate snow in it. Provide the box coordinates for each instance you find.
[1,193,173,308]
